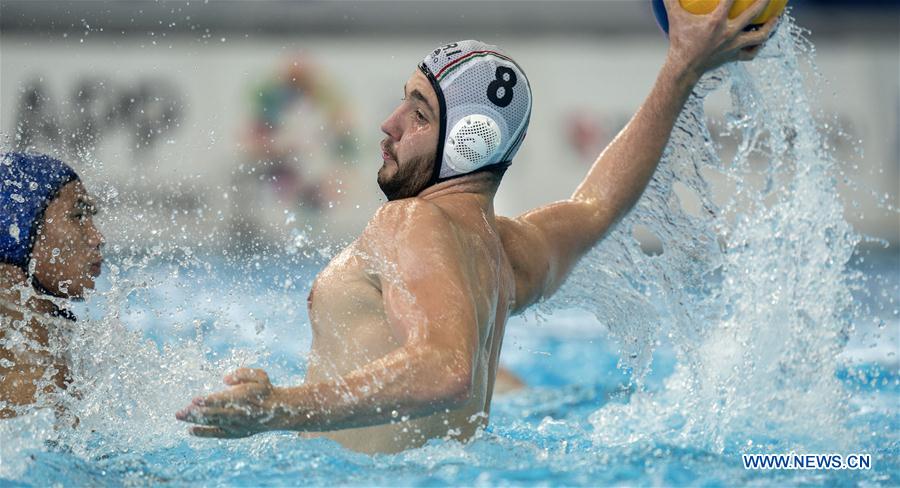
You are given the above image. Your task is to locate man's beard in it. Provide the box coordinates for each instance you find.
[377,155,434,201]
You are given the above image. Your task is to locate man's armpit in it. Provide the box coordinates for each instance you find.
[495,217,552,314]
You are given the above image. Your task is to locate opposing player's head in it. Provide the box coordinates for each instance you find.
[0,152,104,299]
[378,40,532,200]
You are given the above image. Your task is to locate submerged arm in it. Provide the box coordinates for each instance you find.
[504,0,779,313]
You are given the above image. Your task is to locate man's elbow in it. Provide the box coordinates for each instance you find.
[414,358,474,409]
[442,365,474,406]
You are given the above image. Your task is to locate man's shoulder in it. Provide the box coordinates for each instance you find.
[356,198,464,262]
[367,198,454,235]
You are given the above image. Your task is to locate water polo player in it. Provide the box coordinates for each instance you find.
[0,152,104,418]
[178,0,779,453]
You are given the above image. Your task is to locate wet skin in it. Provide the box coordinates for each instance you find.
[302,184,515,452]
[183,72,520,453]
[0,181,104,417]
[31,181,105,299]
[177,0,779,453]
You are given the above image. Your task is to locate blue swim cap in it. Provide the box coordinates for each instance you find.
[1,152,79,269]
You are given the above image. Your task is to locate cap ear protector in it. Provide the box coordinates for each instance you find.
[446,113,503,174]
[419,40,532,186]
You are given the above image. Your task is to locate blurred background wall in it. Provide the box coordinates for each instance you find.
[1,0,897,254]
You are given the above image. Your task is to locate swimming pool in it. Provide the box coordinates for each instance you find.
[2,14,898,488]
[0,248,895,486]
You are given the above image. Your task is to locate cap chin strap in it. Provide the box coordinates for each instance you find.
[29,270,83,302]
[0,259,79,318]
[418,63,447,188]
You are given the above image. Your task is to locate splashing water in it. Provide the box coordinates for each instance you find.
[0,252,283,479]
[1,15,896,486]
[540,17,871,454]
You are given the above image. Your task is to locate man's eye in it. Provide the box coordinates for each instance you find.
[415,110,427,122]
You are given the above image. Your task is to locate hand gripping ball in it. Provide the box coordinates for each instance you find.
[652,0,787,34]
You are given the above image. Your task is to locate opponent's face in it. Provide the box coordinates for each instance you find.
[31,181,104,299]
[378,70,441,200]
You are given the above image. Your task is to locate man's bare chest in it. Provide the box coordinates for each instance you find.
[305,244,402,373]
[307,246,385,325]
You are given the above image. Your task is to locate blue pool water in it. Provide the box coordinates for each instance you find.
[3,15,899,487]
[1,250,896,487]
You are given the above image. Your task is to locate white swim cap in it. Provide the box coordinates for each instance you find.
[419,40,532,184]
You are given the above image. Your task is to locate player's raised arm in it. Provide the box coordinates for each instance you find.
[501,0,780,313]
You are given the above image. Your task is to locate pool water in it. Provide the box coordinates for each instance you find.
[0,250,895,487]
[2,14,899,487]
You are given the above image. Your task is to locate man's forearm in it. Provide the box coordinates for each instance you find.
[572,57,699,234]
[267,342,473,432]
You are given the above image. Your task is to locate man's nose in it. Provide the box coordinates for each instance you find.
[89,223,105,250]
[380,107,403,141]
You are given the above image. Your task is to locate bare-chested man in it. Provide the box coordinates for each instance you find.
[177,0,779,453]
